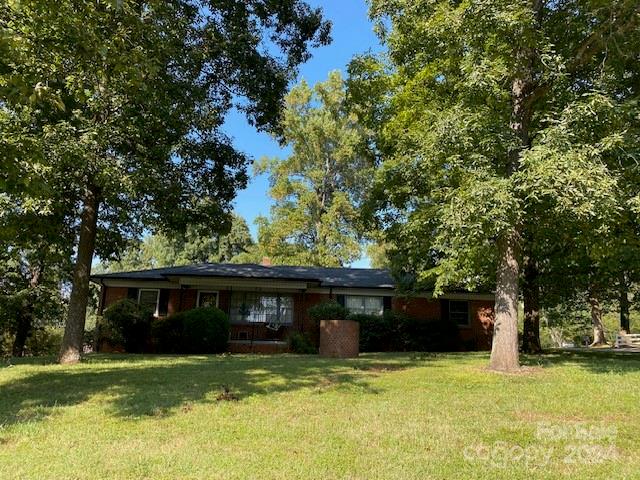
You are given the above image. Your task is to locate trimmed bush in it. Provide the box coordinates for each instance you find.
[151,314,184,354]
[99,299,152,353]
[350,312,402,352]
[350,311,460,352]
[308,300,348,321]
[183,307,229,353]
[288,331,317,354]
[399,316,460,352]
[153,307,229,354]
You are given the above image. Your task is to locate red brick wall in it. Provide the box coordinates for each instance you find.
[298,292,331,345]
[99,285,495,351]
[471,300,494,349]
[102,287,128,312]
[392,297,440,320]
[167,289,182,316]
[391,296,495,351]
[319,319,359,358]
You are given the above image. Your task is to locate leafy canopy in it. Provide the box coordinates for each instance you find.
[349,0,639,294]
[255,71,373,267]
[1,0,331,257]
[99,213,255,272]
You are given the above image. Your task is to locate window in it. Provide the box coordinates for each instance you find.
[449,300,470,326]
[345,295,384,316]
[197,291,219,308]
[138,289,159,316]
[229,292,293,325]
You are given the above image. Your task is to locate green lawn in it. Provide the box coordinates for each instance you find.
[1,352,639,479]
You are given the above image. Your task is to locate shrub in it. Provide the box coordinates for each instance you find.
[99,299,152,353]
[182,307,229,353]
[288,331,317,354]
[153,307,229,354]
[308,300,348,321]
[350,311,460,352]
[350,311,403,352]
[24,327,64,356]
[399,316,460,352]
[152,314,185,354]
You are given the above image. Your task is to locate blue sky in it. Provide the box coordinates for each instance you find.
[223,0,382,268]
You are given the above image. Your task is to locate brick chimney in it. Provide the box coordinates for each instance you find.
[261,256,272,267]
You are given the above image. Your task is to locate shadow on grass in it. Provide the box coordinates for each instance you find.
[522,349,640,374]
[0,353,429,428]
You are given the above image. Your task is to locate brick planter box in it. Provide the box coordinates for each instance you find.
[319,319,359,358]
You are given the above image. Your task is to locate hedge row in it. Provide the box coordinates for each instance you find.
[97,299,229,354]
[308,300,461,352]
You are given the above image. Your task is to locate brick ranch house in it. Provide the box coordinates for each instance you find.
[92,263,495,353]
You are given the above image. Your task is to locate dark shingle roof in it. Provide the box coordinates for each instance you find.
[92,263,396,289]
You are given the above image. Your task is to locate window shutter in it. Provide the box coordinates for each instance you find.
[158,289,170,316]
[383,296,392,312]
[440,299,450,322]
[127,288,138,301]
[336,294,345,306]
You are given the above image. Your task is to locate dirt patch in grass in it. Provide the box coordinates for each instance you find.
[216,385,239,402]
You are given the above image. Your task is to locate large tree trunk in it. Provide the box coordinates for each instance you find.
[58,184,100,364]
[489,230,521,371]
[488,22,538,370]
[522,255,542,354]
[588,286,607,346]
[619,273,630,334]
[12,264,43,357]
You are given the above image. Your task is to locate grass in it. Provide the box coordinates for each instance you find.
[1,352,639,479]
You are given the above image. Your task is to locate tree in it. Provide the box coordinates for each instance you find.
[350,0,639,371]
[101,213,255,271]
[1,0,330,364]
[254,71,373,267]
[0,248,69,357]
[0,178,74,356]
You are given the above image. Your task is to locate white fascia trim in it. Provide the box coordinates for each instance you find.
[306,287,396,297]
[100,279,178,289]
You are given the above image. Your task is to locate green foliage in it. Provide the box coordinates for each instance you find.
[99,299,152,353]
[541,301,599,348]
[1,0,330,358]
[181,308,229,354]
[1,326,63,358]
[349,312,400,352]
[101,214,255,272]
[23,327,64,357]
[253,71,373,267]
[349,0,640,297]
[153,307,229,354]
[0,247,68,356]
[307,300,348,321]
[151,315,185,354]
[351,311,459,352]
[288,331,317,354]
[2,0,331,248]
[400,316,460,353]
